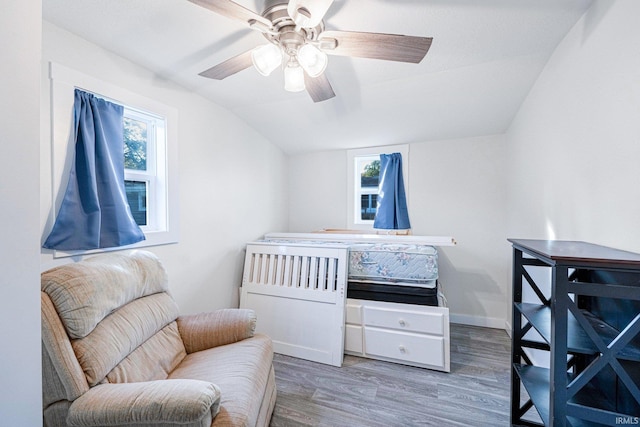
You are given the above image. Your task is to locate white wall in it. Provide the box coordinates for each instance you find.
[288,134,510,328]
[288,150,347,232]
[507,0,640,253]
[0,1,43,425]
[410,136,509,327]
[40,22,289,314]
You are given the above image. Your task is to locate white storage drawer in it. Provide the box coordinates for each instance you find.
[345,303,362,324]
[364,327,445,367]
[363,305,444,335]
[345,324,363,354]
[344,298,450,371]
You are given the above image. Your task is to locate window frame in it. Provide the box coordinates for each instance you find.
[47,62,179,258]
[346,145,409,230]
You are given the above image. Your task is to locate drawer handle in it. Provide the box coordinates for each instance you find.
[399,345,406,353]
[398,319,406,327]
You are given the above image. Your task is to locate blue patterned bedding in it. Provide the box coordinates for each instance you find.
[347,243,438,288]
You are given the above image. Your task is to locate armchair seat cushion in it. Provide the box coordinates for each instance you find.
[67,379,221,427]
[169,334,273,427]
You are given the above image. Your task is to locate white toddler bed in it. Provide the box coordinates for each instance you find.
[240,232,455,371]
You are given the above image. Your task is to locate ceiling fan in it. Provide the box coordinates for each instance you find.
[188,0,433,102]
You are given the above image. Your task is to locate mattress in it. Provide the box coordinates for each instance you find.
[348,243,438,288]
[260,238,438,289]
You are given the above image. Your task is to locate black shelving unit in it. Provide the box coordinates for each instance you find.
[509,239,640,427]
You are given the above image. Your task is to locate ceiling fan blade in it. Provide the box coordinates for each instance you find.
[199,50,254,80]
[188,0,272,30]
[319,30,432,64]
[287,0,334,28]
[305,72,335,103]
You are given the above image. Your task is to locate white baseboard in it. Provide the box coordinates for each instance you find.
[450,313,510,332]
[504,320,512,337]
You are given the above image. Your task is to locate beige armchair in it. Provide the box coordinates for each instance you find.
[41,250,276,427]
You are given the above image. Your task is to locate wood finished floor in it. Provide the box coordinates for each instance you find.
[270,324,512,427]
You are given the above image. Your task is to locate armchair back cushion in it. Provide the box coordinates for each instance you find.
[42,251,169,339]
[41,251,186,394]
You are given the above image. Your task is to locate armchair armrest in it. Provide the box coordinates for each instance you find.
[178,308,257,353]
[67,379,221,427]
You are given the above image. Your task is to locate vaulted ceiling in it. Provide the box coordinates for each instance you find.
[43,0,593,154]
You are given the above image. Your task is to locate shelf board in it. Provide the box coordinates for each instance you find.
[515,303,640,361]
[514,364,552,424]
[513,364,616,427]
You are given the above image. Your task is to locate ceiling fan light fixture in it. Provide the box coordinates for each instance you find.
[284,62,305,92]
[251,43,282,76]
[297,43,327,77]
[192,0,433,102]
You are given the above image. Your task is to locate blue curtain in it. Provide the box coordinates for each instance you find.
[373,153,411,230]
[43,89,145,250]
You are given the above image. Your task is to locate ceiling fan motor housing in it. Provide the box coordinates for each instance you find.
[261,1,324,43]
[279,30,307,56]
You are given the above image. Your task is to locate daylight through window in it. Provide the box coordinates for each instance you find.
[356,155,380,222]
[123,108,166,232]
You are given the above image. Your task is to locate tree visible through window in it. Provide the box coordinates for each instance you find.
[124,117,147,171]
[362,160,380,182]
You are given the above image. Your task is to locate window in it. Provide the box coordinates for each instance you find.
[123,108,167,233]
[356,155,380,222]
[346,145,409,230]
[48,62,179,257]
